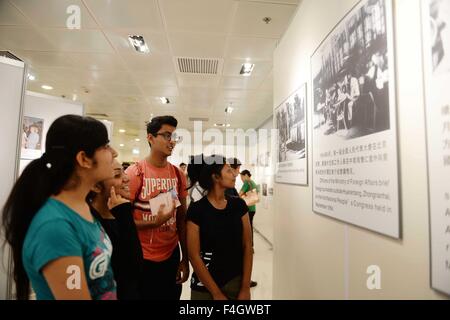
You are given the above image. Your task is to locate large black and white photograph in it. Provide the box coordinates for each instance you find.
[275,83,308,185]
[313,0,390,140]
[422,0,450,296]
[312,0,400,238]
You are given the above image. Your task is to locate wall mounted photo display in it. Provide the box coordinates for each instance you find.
[21,116,44,160]
[275,83,308,185]
[422,0,450,296]
[258,151,271,168]
[311,0,400,238]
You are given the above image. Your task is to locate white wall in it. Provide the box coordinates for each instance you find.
[0,56,26,300]
[273,0,448,299]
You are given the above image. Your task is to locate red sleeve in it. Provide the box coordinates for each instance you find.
[175,167,188,200]
[125,163,142,202]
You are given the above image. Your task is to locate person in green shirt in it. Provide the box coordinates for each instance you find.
[239,170,258,288]
[239,170,257,213]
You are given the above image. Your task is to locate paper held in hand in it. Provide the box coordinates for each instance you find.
[149,188,181,215]
[242,189,260,207]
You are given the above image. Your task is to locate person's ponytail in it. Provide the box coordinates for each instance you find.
[187,154,205,190]
[2,153,74,299]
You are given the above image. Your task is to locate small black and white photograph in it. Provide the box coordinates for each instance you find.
[262,183,268,197]
[429,0,450,74]
[257,151,271,167]
[21,116,43,151]
[276,84,307,163]
[312,0,392,141]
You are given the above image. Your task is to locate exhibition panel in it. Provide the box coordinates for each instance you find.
[275,83,308,186]
[311,0,400,238]
[0,56,26,300]
[422,0,450,297]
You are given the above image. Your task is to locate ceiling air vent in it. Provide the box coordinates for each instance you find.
[176,57,222,75]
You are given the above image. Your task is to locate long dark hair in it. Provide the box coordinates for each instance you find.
[187,154,227,192]
[2,115,109,300]
[187,154,204,190]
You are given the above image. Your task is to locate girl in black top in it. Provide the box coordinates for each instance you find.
[186,155,253,300]
[88,159,143,300]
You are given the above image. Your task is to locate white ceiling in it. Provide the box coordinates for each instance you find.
[0,0,299,156]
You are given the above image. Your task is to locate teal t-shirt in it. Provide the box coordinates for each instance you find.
[22,198,117,300]
[240,180,257,212]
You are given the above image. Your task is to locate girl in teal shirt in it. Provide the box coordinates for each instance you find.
[2,115,117,300]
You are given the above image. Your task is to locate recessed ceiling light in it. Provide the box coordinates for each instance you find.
[119,144,125,147]
[214,123,231,128]
[119,129,126,133]
[240,63,254,77]
[41,85,53,90]
[132,148,140,155]
[72,94,77,101]
[27,74,36,81]
[160,97,170,104]
[128,35,150,54]
[135,138,140,142]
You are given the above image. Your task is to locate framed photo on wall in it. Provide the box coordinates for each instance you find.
[422,0,450,296]
[275,83,308,186]
[21,116,44,160]
[311,0,400,238]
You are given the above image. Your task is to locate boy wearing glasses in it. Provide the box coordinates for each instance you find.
[126,116,189,300]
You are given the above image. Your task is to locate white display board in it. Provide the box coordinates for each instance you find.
[275,84,308,185]
[19,91,84,173]
[0,56,26,300]
[99,120,114,141]
[422,0,450,296]
[311,0,400,238]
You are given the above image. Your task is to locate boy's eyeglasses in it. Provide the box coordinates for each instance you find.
[155,132,183,143]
